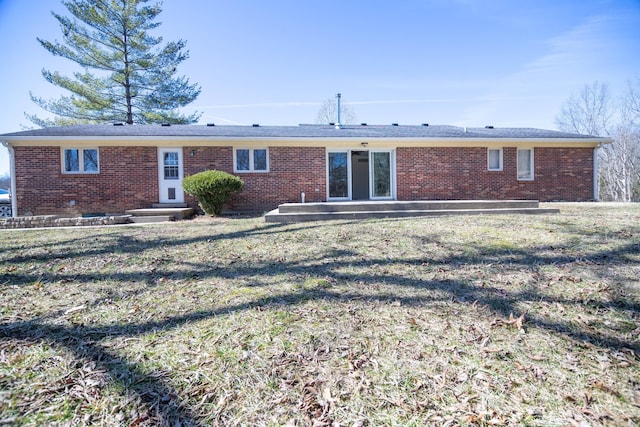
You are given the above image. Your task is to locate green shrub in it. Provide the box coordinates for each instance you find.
[182,170,244,215]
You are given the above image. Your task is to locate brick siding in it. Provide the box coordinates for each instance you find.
[13,144,594,216]
[14,146,158,216]
[184,146,326,212]
[396,146,594,201]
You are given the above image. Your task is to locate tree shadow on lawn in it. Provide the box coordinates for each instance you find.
[1,219,638,425]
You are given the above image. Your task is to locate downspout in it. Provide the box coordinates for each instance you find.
[1,141,17,217]
[593,144,601,202]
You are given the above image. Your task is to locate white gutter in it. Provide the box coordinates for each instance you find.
[1,141,17,217]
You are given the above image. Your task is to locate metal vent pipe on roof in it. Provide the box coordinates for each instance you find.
[335,93,342,129]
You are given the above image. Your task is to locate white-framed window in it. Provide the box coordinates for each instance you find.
[487,148,503,171]
[62,148,99,174]
[517,148,534,180]
[234,148,269,172]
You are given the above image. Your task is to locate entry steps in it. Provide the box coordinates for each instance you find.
[264,200,559,223]
[125,203,195,223]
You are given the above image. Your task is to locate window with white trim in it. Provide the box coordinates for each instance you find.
[62,148,99,174]
[517,148,534,180]
[234,148,268,172]
[487,148,503,171]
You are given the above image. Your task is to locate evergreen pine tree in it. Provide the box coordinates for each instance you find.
[27,0,201,126]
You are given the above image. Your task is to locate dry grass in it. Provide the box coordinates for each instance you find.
[0,203,638,426]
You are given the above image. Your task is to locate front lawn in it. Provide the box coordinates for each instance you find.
[1,203,638,426]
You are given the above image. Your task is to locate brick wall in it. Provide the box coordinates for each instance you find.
[14,146,158,216]
[184,146,326,212]
[13,144,594,216]
[397,146,594,201]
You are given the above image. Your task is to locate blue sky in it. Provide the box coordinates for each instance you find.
[1,0,639,176]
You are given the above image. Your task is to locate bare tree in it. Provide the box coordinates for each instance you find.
[621,76,640,125]
[555,81,613,137]
[557,80,640,201]
[315,97,357,125]
[599,125,639,201]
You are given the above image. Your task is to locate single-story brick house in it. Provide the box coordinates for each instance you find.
[0,123,610,217]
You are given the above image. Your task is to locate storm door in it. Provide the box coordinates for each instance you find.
[158,148,184,203]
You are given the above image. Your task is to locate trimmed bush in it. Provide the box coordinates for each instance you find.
[182,170,244,215]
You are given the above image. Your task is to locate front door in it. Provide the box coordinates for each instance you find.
[158,148,184,203]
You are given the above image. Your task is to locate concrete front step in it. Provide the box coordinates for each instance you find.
[129,215,175,224]
[152,203,188,208]
[265,203,559,223]
[125,207,195,221]
[277,200,539,214]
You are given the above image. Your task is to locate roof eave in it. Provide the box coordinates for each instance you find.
[1,135,611,148]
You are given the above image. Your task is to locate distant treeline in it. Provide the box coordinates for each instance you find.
[0,174,10,190]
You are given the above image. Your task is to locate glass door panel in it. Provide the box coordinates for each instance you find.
[328,151,349,199]
[370,151,391,198]
[163,152,179,180]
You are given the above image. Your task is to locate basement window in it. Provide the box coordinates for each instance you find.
[487,148,503,171]
[234,148,269,172]
[62,148,99,174]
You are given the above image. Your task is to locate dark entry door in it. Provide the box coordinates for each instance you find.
[351,151,369,200]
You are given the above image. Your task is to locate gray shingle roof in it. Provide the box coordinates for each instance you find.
[0,124,600,139]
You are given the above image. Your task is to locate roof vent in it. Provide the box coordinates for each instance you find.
[252,124,260,127]
[360,123,367,126]
[421,123,429,127]
[113,122,124,126]
[161,123,171,127]
[207,123,215,127]
[329,122,335,126]
[392,123,399,126]
[485,125,494,129]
